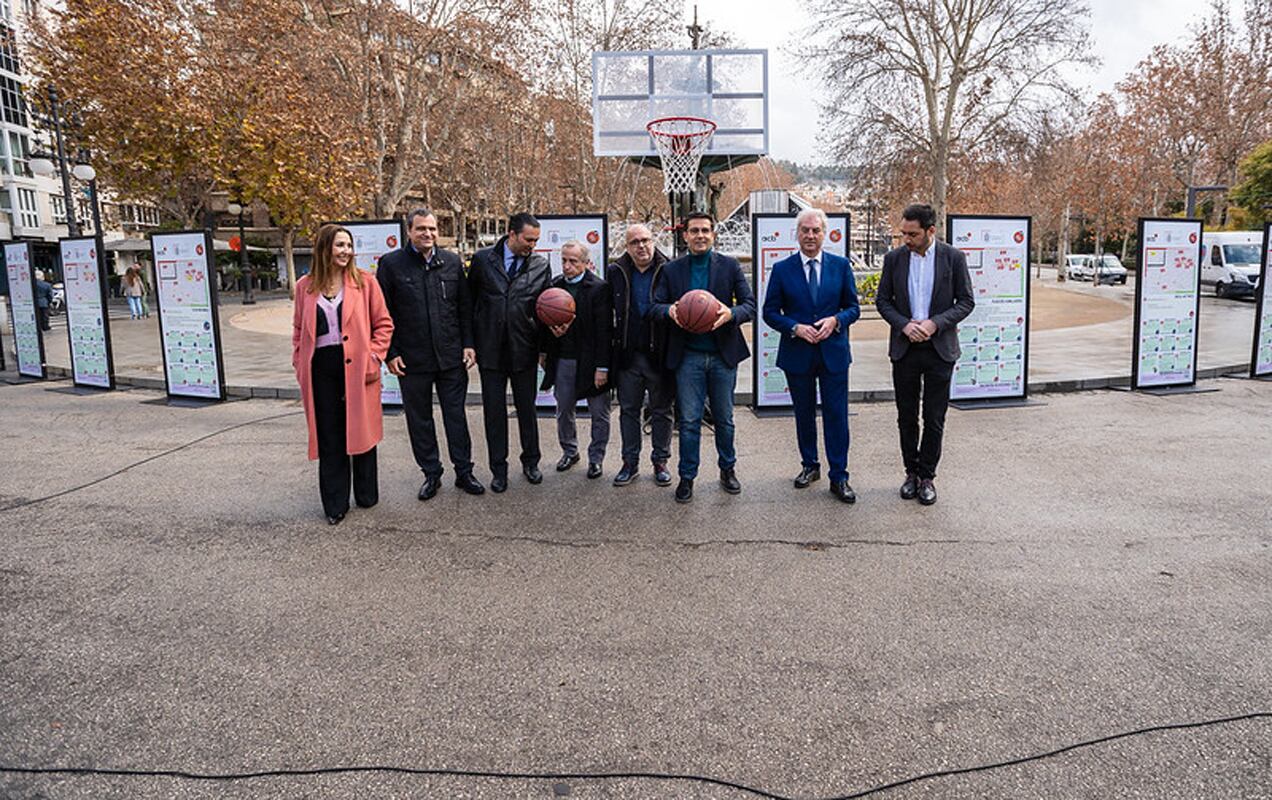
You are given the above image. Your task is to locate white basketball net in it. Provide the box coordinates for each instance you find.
[647,117,717,195]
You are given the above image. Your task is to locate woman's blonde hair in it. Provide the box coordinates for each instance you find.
[308,223,363,293]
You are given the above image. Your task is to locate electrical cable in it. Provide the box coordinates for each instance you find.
[0,711,1266,798]
[0,409,303,513]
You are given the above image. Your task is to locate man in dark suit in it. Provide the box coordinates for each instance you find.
[875,203,975,505]
[468,212,551,493]
[761,208,861,503]
[540,241,612,479]
[651,211,756,504]
[377,208,484,500]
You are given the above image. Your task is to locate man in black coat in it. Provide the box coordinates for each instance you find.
[607,223,673,487]
[34,269,52,331]
[468,212,551,493]
[875,203,975,506]
[377,209,484,500]
[540,241,612,479]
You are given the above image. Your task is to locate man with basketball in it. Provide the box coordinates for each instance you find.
[608,224,673,488]
[377,208,484,500]
[539,241,613,479]
[875,203,975,505]
[652,211,756,503]
[469,212,552,493]
[761,208,860,503]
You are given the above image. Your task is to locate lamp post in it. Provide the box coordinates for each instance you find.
[226,201,255,305]
[27,87,81,237]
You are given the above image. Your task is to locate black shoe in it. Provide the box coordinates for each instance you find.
[326,511,345,525]
[918,478,937,505]
[555,454,580,472]
[900,473,919,500]
[523,464,543,484]
[794,465,821,488]
[587,462,603,479]
[613,462,638,486]
[455,473,485,495]
[674,478,694,504]
[830,480,857,504]
[418,475,441,501]
[652,461,672,486]
[719,468,741,495]
[490,473,508,493]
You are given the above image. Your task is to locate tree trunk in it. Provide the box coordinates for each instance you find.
[283,226,297,300]
[931,149,949,239]
[1058,203,1070,282]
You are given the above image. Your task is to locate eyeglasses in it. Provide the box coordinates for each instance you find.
[628,238,653,246]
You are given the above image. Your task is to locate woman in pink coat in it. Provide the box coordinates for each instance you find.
[293,224,394,524]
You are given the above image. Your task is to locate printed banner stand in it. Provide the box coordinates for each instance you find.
[150,230,227,404]
[1250,222,1272,380]
[946,214,1039,410]
[750,212,851,414]
[1131,217,1215,396]
[330,219,406,409]
[4,240,46,379]
[59,235,116,391]
[533,214,609,410]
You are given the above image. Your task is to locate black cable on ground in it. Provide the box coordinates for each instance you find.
[0,410,303,513]
[0,711,1267,798]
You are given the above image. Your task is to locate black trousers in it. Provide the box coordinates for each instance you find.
[400,365,473,479]
[616,350,674,466]
[479,366,541,475]
[37,306,50,331]
[891,343,955,480]
[312,346,377,517]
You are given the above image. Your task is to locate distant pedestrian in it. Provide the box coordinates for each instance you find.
[292,224,395,525]
[122,267,146,319]
[34,269,52,331]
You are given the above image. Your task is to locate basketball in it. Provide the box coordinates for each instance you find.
[677,289,720,334]
[536,287,576,326]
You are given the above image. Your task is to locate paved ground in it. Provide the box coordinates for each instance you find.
[17,272,1262,398]
[1,375,1269,798]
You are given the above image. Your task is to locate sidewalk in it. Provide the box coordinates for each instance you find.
[12,275,1261,401]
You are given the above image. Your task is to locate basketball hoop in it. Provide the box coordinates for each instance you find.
[647,116,716,195]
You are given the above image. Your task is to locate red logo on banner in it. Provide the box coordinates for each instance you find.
[1014,231,1024,244]
[829,230,842,243]
[195,244,204,256]
[586,230,600,244]
[387,235,398,248]
[229,236,242,252]
[1189,232,1197,243]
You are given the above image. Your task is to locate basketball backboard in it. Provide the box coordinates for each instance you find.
[592,49,768,158]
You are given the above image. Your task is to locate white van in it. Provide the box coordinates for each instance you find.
[1201,231,1263,298]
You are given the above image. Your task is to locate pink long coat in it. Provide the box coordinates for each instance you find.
[292,271,394,460]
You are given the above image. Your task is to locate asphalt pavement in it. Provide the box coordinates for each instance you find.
[0,376,1269,799]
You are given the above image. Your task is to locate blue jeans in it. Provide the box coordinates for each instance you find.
[675,350,737,479]
[126,295,143,318]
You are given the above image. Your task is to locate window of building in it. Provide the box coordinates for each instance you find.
[0,75,25,126]
[51,193,66,224]
[0,2,11,24]
[7,130,26,175]
[0,23,18,74]
[16,185,38,228]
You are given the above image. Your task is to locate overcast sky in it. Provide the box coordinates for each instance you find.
[683,0,1212,165]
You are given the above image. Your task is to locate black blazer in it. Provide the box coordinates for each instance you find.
[650,250,756,370]
[607,248,670,371]
[467,236,551,373]
[875,241,975,363]
[540,271,613,399]
[376,245,472,370]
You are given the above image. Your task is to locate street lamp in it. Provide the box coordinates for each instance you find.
[71,161,104,235]
[226,201,255,305]
[27,86,81,236]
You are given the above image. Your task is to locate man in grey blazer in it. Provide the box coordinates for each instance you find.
[875,204,975,505]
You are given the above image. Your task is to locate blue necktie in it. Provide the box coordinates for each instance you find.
[807,258,819,304]
[507,255,520,279]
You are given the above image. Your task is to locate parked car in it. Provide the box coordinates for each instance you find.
[1065,254,1094,280]
[1066,253,1127,284]
[1201,231,1262,298]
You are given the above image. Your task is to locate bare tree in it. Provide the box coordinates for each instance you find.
[797,0,1093,232]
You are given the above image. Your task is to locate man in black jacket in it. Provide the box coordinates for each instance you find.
[875,203,975,506]
[377,209,484,500]
[540,241,612,479]
[607,224,672,487]
[468,212,551,493]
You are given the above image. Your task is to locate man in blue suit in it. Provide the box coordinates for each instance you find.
[762,208,861,503]
[652,211,756,504]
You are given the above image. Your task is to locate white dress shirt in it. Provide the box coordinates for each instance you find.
[908,246,935,321]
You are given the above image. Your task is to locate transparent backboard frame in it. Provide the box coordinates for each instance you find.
[592,49,769,158]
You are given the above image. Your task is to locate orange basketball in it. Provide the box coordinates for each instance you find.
[677,289,720,334]
[536,287,576,326]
